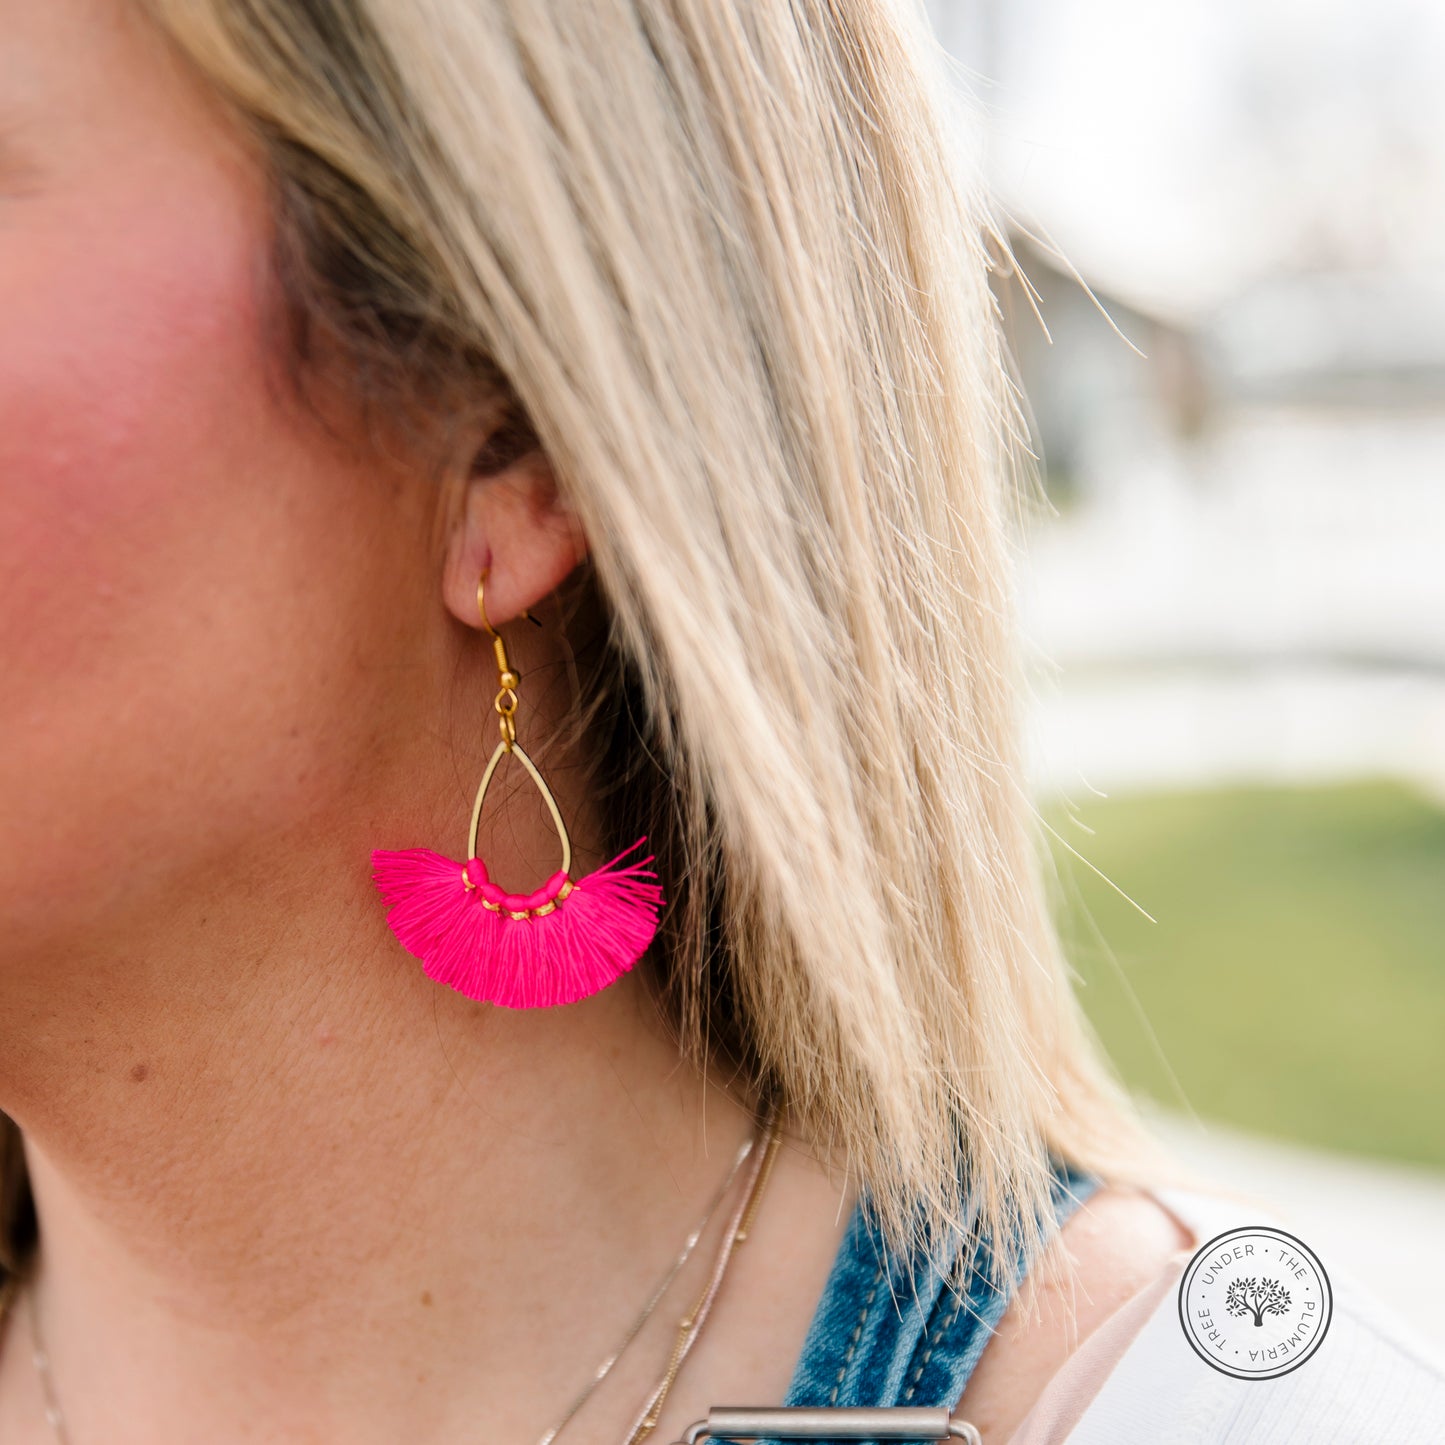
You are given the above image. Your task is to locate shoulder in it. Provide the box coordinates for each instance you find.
[953,1183,1193,1442]
[1063,1249,1445,1443]
[1014,1183,1445,1445]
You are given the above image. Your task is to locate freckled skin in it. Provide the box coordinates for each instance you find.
[0,1,445,967]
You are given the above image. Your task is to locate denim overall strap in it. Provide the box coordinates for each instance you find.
[773,1158,1102,1431]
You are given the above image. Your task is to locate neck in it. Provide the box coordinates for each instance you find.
[0,830,774,1445]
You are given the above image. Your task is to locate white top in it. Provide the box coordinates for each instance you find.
[1010,1184,1445,1444]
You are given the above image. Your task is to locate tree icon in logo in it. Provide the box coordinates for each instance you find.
[1225,1276,1292,1327]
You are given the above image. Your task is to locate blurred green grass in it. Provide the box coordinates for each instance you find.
[1045,779,1445,1168]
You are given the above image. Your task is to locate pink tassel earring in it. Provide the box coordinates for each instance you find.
[371,569,665,1008]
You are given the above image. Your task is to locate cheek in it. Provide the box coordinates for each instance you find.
[1,282,220,691]
[0,129,274,598]
[0,148,426,949]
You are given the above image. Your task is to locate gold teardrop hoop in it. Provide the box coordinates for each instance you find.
[467,738,573,875]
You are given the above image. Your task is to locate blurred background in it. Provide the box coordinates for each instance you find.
[924,0,1445,1350]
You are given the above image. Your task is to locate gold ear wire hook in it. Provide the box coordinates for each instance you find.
[461,567,573,874]
[477,567,540,751]
[476,569,542,637]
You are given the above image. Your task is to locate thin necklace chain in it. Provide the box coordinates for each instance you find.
[622,1109,784,1445]
[15,1107,783,1445]
[26,1294,71,1445]
[537,1114,770,1445]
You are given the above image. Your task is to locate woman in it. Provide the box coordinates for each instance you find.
[0,1,1439,1442]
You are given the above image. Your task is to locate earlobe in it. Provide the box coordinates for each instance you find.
[440,452,589,630]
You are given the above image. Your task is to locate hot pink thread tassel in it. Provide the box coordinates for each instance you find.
[371,838,665,1008]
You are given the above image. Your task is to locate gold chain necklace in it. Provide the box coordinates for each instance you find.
[2,1106,784,1445]
[624,1108,783,1444]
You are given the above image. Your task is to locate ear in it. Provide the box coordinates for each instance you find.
[441,447,589,630]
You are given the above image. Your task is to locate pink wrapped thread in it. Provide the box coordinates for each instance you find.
[370,838,665,1008]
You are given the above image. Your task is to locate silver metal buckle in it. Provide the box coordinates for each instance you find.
[666,1406,983,1443]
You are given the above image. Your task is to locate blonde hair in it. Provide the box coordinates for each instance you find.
[2,0,1162,1287]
